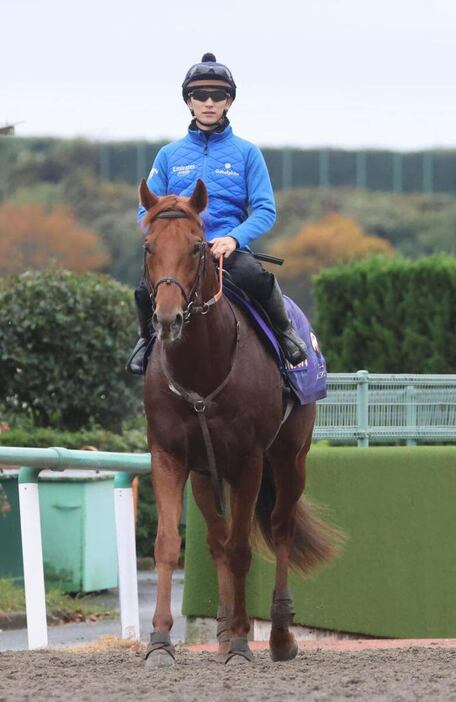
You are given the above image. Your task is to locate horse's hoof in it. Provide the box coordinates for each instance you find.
[224,637,254,664]
[145,649,176,668]
[144,630,176,668]
[215,643,230,663]
[270,638,299,662]
[225,653,251,665]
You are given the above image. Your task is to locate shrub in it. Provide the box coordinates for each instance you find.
[314,255,456,373]
[0,271,142,430]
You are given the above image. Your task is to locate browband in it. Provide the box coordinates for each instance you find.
[154,210,189,220]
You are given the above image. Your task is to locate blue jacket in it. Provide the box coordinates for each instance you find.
[137,123,276,249]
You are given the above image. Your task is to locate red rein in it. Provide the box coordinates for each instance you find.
[214,254,224,304]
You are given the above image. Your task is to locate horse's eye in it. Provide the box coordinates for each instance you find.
[144,243,152,255]
[193,242,203,255]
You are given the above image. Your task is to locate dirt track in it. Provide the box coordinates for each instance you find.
[2,644,456,701]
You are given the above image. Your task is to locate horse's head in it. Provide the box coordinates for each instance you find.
[139,178,212,343]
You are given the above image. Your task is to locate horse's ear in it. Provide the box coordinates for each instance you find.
[139,179,159,210]
[189,179,208,214]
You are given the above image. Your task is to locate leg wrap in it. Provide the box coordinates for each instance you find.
[216,605,233,646]
[270,588,295,630]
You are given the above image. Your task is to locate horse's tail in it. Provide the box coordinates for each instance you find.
[254,454,344,575]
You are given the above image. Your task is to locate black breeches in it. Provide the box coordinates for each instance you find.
[223,251,274,303]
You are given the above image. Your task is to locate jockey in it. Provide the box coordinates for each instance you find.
[127,52,307,374]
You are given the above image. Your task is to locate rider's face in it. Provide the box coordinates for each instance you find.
[186,79,233,130]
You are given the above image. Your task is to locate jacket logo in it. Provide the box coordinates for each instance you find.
[172,164,196,175]
[215,162,240,176]
[148,167,159,177]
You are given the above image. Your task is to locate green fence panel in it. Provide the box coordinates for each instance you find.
[183,446,456,638]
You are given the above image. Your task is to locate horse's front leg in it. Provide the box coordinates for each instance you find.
[191,472,233,659]
[145,447,188,667]
[224,450,263,664]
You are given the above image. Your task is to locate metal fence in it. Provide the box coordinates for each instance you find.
[314,371,456,446]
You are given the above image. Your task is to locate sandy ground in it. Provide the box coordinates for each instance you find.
[1,643,456,701]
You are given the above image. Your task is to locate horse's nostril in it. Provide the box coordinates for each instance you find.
[171,313,183,335]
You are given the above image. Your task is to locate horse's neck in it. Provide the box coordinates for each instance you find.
[163,296,236,396]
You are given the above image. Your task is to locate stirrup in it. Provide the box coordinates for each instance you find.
[125,337,148,375]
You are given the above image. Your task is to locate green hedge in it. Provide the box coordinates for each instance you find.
[313,255,456,372]
[0,271,141,430]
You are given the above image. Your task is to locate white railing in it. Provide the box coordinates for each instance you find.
[0,448,151,650]
[315,371,456,446]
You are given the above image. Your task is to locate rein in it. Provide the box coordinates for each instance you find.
[144,209,224,322]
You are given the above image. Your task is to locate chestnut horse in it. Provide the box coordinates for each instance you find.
[140,178,338,666]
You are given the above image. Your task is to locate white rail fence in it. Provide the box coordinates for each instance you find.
[0,448,151,650]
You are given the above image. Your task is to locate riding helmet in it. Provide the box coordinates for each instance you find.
[182,53,237,101]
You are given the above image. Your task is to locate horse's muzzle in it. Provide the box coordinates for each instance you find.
[152,310,184,343]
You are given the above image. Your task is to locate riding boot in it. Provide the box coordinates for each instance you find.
[263,279,307,366]
[125,282,154,376]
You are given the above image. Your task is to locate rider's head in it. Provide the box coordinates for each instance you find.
[182,53,236,130]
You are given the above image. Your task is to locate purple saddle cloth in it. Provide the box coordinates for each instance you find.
[224,287,327,405]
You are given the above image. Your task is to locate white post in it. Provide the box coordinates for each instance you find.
[18,468,48,649]
[114,473,140,640]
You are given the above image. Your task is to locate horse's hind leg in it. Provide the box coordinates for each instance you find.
[145,448,188,667]
[267,403,316,662]
[190,472,233,658]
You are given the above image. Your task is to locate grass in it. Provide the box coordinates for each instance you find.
[0,577,115,622]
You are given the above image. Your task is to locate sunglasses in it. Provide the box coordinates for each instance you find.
[188,89,230,103]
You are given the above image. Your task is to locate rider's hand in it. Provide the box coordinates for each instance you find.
[210,236,238,259]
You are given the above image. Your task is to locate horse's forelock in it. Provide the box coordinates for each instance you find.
[142,195,204,237]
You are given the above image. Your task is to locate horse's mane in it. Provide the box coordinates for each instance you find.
[142,195,205,237]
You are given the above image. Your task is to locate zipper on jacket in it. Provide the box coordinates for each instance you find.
[202,140,208,180]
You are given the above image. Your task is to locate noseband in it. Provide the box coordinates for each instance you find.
[144,209,223,321]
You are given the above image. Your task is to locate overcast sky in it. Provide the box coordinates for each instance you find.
[2,0,455,150]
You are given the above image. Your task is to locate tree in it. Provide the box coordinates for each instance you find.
[268,213,395,315]
[0,201,110,275]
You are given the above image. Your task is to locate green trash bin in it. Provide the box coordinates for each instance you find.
[39,470,118,592]
[0,469,118,593]
[0,469,24,586]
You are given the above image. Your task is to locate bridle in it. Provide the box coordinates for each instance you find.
[143,209,224,323]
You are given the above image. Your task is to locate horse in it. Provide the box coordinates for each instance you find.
[140,177,340,666]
